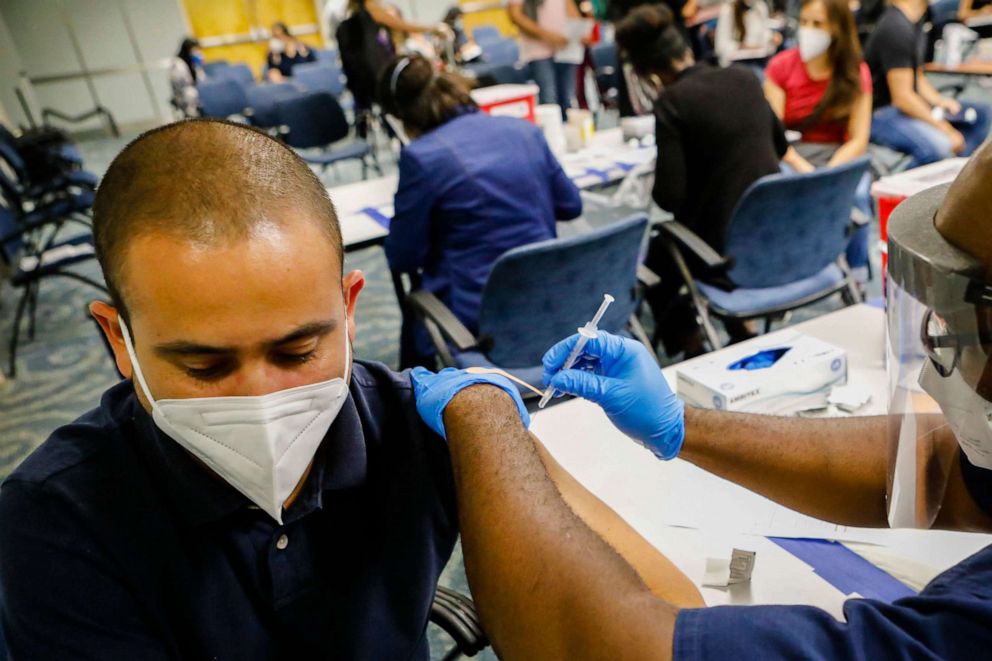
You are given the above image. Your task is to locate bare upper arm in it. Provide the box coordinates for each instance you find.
[886,68,917,105]
[532,437,705,608]
[507,3,526,25]
[763,79,786,119]
[847,89,872,145]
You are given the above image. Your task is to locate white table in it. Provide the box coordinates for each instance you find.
[328,128,653,251]
[529,304,992,617]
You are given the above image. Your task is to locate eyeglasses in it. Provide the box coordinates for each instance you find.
[921,308,957,376]
[920,308,992,377]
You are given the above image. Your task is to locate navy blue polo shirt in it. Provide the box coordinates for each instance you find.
[674,450,992,659]
[0,361,458,659]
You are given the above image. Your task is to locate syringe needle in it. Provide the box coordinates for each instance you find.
[537,294,614,409]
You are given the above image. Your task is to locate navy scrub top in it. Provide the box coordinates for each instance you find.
[0,361,458,659]
[674,450,992,659]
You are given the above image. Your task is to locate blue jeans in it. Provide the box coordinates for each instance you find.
[871,102,992,168]
[530,58,577,117]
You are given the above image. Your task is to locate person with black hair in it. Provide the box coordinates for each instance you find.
[266,22,317,81]
[336,0,448,135]
[377,55,583,367]
[616,3,789,357]
[168,38,204,118]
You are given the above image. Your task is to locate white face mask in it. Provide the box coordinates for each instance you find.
[269,38,285,54]
[798,27,832,62]
[919,359,992,470]
[120,318,352,524]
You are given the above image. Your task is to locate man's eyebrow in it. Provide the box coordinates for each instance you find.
[153,320,338,357]
[269,320,337,346]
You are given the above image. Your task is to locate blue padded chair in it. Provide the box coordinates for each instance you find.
[656,157,871,351]
[466,61,531,86]
[274,90,380,179]
[472,25,502,45]
[202,60,231,77]
[313,47,340,64]
[217,62,256,88]
[481,38,520,66]
[406,214,653,395]
[589,42,620,110]
[197,78,248,118]
[0,200,106,378]
[244,82,304,128]
[0,141,95,219]
[292,61,347,97]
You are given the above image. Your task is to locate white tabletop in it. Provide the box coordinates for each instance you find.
[871,158,967,199]
[529,304,992,616]
[328,128,652,250]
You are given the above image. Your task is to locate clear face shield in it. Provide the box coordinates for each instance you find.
[886,184,992,528]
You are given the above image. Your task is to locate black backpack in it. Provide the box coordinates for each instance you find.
[335,0,394,109]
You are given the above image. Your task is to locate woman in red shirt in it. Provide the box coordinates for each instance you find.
[763,0,873,283]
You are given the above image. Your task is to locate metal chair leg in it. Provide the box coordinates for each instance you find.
[27,282,39,341]
[628,314,659,365]
[665,240,722,351]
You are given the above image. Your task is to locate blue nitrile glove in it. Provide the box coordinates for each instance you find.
[410,366,531,440]
[542,331,685,460]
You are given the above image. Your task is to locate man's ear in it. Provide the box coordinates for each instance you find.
[88,301,133,379]
[342,270,365,344]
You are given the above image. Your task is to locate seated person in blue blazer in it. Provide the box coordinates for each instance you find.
[0,118,670,659]
[378,55,583,367]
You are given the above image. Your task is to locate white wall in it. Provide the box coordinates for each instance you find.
[0,0,189,133]
[0,9,29,128]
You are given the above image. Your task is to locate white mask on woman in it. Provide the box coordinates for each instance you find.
[798,27,832,62]
[269,38,285,54]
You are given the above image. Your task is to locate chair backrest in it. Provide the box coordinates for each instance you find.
[590,42,620,89]
[478,214,648,367]
[723,156,870,288]
[197,78,248,118]
[473,26,502,45]
[482,38,520,66]
[472,62,531,86]
[274,90,350,149]
[202,60,231,77]
[293,61,347,97]
[314,47,340,64]
[218,62,256,88]
[0,141,27,184]
[245,82,303,127]
[0,202,24,266]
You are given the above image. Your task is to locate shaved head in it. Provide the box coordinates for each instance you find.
[92,119,342,318]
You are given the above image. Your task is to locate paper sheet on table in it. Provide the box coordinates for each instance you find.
[555,19,593,64]
[654,459,909,545]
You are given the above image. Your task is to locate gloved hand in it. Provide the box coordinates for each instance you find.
[410,366,531,440]
[542,331,685,460]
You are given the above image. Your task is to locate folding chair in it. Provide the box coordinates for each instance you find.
[244,82,304,128]
[197,79,249,119]
[654,157,871,351]
[406,214,653,396]
[274,90,380,179]
[0,201,106,377]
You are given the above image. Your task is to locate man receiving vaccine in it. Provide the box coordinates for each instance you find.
[0,120,457,659]
[0,119,679,659]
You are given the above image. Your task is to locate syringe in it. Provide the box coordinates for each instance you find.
[538,293,615,409]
